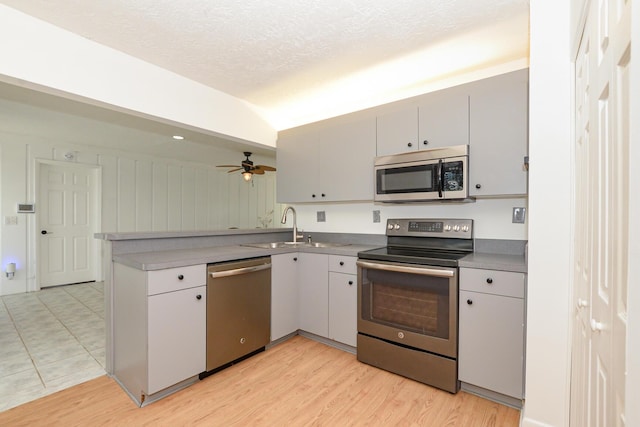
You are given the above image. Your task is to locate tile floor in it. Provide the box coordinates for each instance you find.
[0,282,106,412]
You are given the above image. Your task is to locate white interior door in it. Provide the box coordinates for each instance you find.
[571,0,630,425]
[38,162,98,287]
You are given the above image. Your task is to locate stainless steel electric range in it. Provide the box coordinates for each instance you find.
[356,218,473,393]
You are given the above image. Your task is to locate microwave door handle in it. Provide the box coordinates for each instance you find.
[437,159,444,198]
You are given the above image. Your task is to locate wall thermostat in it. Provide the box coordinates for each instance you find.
[17,204,35,213]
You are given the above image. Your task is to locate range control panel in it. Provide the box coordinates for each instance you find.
[386,218,473,239]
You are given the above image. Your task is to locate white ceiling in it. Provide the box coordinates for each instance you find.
[1,0,530,130]
[0,0,529,128]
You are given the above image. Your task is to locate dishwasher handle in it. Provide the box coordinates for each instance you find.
[208,263,271,279]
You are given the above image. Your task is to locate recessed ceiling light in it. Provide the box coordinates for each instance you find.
[172,135,184,140]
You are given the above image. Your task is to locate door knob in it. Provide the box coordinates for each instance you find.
[590,318,604,332]
[41,230,50,235]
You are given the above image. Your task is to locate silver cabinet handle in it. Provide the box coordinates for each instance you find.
[208,263,271,279]
[356,260,454,278]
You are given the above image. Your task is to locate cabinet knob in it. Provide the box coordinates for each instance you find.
[321,193,326,197]
[293,257,298,261]
[423,140,429,146]
[348,280,353,285]
[486,278,493,284]
[196,294,202,300]
[467,299,473,305]
[407,142,413,147]
[312,194,316,198]
[339,261,344,266]
[178,274,184,280]
[475,184,482,189]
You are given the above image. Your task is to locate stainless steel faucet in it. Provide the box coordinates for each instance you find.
[281,206,303,242]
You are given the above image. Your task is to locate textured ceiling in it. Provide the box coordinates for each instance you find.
[1,0,530,129]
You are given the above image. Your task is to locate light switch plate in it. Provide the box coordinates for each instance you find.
[317,211,326,222]
[373,210,381,223]
[512,207,526,224]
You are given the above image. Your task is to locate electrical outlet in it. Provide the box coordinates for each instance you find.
[317,211,326,222]
[4,216,18,225]
[512,207,526,224]
[373,210,381,223]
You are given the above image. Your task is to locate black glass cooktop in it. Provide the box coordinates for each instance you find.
[357,246,470,268]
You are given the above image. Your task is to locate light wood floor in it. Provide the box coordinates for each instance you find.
[0,335,520,426]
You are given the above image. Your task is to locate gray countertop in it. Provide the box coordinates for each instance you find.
[459,252,527,273]
[113,244,382,271]
[107,229,526,273]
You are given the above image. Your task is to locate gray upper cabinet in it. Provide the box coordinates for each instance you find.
[277,114,376,203]
[468,69,529,197]
[418,91,469,150]
[277,69,528,203]
[376,91,469,157]
[376,108,419,156]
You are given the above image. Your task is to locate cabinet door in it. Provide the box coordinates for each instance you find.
[418,91,469,148]
[328,272,357,346]
[376,108,420,156]
[271,253,299,341]
[459,290,524,398]
[297,253,329,337]
[469,69,528,196]
[277,128,319,203]
[315,116,376,202]
[147,285,206,394]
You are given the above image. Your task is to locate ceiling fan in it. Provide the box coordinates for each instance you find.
[217,152,276,181]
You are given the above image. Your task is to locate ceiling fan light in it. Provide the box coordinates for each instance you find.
[242,171,253,182]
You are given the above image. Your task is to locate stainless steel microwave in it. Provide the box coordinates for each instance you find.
[374,145,470,202]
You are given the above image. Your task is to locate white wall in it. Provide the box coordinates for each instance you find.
[0,5,276,148]
[522,1,572,426]
[290,198,527,240]
[0,136,280,296]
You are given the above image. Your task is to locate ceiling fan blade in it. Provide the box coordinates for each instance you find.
[252,168,265,175]
[226,168,243,173]
[217,164,241,168]
[255,165,276,171]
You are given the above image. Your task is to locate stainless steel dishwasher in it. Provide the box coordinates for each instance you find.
[203,257,271,375]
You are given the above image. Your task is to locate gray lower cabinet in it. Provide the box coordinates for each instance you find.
[328,255,357,347]
[297,253,329,337]
[273,253,357,347]
[458,267,525,400]
[468,69,529,197]
[277,114,376,203]
[270,253,299,341]
[113,263,206,404]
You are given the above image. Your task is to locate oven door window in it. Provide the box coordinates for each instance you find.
[361,268,450,339]
[376,163,438,194]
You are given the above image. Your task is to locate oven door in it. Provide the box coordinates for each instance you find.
[357,260,458,358]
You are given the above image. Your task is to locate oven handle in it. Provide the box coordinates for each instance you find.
[356,260,455,278]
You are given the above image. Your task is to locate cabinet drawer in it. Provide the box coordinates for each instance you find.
[328,255,357,274]
[147,264,206,296]
[459,268,525,298]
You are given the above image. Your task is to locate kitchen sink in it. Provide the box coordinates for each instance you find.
[242,241,350,249]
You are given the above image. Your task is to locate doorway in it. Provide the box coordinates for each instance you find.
[37,161,101,289]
